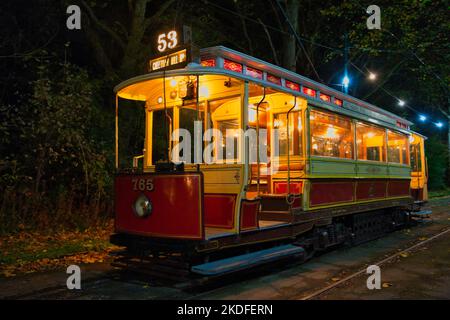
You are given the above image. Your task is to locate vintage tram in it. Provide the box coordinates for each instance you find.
[111,45,428,277]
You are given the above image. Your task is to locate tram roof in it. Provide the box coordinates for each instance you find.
[115,46,413,131]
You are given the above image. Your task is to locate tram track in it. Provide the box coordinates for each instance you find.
[297,226,450,300]
[3,197,449,300]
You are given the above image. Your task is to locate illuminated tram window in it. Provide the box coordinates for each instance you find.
[356,122,386,162]
[273,111,302,156]
[303,87,316,97]
[387,130,409,165]
[310,109,354,159]
[223,59,243,73]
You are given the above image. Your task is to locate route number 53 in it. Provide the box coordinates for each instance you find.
[157,31,178,52]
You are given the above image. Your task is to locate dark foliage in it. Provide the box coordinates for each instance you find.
[0,0,448,233]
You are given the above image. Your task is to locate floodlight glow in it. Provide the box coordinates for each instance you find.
[342,76,350,88]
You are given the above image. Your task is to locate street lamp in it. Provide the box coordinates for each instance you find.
[398,99,405,107]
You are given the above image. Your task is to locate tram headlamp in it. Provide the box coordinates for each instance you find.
[133,194,152,218]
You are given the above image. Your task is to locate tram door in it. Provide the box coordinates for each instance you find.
[410,134,428,201]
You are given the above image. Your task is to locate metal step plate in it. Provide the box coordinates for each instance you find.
[191,244,305,276]
[411,210,432,218]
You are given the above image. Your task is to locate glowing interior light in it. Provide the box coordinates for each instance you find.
[157,96,163,104]
[334,98,343,106]
[273,119,283,128]
[170,78,177,87]
[199,86,209,98]
[248,107,257,123]
[325,125,338,139]
[367,132,375,138]
[398,99,405,107]
[409,135,414,143]
[312,143,318,150]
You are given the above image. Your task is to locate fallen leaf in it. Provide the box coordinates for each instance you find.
[331,277,341,282]
[418,237,427,241]
[400,252,409,258]
[382,282,392,288]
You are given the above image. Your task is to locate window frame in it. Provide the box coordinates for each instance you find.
[308,107,355,161]
[386,129,410,166]
[355,120,387,163]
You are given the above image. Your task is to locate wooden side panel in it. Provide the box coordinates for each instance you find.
[273,181,303,194]
[204,194,237,229]
[115,173,203,240]
[309,181,355,207]
[388,179,411,197]
[356,181,386,200]
[240,200,259,231]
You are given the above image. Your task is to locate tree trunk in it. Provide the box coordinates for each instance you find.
[281,0,299,72]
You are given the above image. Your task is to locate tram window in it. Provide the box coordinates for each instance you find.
[152,108,173,164]
[178,105,204,163]
[356,122,386,162]
[273,111,302,156]
[410,142,422,172]
[387,130,409,164]
[217,119,239,161]
[310,110,354,159]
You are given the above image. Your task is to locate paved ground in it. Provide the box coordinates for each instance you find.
[1,196,449,300]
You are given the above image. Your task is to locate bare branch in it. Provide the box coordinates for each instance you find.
[258,18,279,65]
[80,0,126,50]
[144,0,176,29]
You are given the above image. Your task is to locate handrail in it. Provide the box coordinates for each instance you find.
[286,97,297,203]
[256,87,266,195]
[133,155,145,168]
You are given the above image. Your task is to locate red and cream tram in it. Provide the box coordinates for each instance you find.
[111,46,428,277]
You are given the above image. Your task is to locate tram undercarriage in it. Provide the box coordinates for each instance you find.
[110,198,413,279]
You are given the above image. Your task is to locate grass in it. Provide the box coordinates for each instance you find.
[0,220,119,277]
[429,187,450,198]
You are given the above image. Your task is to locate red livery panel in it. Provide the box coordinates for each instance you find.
[240,199,259,231]
[388,179,411,197]
[356,181,387,200]
[204,194,237,229]
[310,181,355,207]
[115,173,204,240]
[273,182,303,194]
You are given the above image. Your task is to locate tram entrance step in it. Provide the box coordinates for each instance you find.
[411,210,432,218]
[191,244,305,276]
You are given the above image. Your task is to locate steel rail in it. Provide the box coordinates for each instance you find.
[298,227,450,300]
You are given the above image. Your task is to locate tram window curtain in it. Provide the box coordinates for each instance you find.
[387,130,409,165]
[310,109,354,159]
[356,122,386,162]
